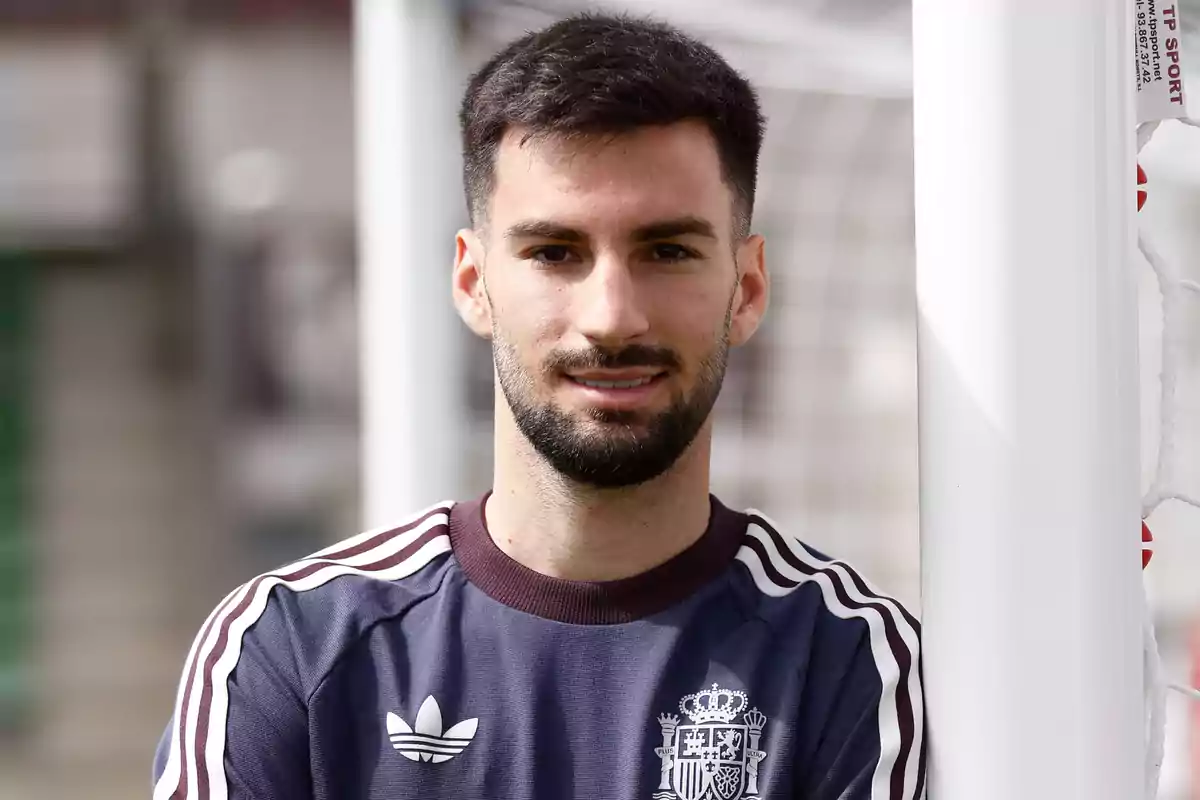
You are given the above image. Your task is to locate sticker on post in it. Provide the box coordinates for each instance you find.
[1135,0,1189,122]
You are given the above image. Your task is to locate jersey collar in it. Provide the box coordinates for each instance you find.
[448,494,747,624]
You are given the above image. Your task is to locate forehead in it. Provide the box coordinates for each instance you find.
[487,121,733,236]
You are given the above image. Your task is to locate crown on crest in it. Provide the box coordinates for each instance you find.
[679,684,748,724]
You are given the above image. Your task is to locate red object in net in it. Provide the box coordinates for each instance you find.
[1138,163,1148,212]
[1142,520,1154,570]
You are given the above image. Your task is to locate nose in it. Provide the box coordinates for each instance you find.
[574,254,650,347]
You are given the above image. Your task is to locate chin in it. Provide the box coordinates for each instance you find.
[580,407,658,427]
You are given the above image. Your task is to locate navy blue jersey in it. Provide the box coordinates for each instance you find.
[153,496,924,799]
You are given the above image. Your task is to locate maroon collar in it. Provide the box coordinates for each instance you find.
[448,494,748,624]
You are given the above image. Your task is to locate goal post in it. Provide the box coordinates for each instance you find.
[354,0,465,528]
[913,0,1145,796]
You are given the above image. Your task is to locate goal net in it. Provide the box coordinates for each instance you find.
[1136,1,1200,788]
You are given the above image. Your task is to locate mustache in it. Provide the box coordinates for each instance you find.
[543,344,681,374]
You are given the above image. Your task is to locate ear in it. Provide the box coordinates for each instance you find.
[728,233,769,347]
[452,228,493,339]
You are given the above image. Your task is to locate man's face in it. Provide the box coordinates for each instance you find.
[454,121,767,488]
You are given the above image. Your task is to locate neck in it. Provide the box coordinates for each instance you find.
[486,414,714,582]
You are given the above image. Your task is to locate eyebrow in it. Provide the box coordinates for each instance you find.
[503,215,719,244]
[632,216,718,242]
[504,220,586,242]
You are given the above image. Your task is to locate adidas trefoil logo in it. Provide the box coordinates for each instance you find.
[386,696,478,763]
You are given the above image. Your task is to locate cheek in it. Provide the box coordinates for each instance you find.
[492,303,566,374]
[653,284,731,341]
[491,270,558,325]
[502,286,573,344]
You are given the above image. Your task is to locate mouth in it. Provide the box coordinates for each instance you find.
[562,370,667,408]
[569,375,659,389]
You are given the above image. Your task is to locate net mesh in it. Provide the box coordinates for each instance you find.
[1139,119,1200,522]
[1139,114,1200,798]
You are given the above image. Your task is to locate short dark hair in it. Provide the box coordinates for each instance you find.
[459,12,765,236]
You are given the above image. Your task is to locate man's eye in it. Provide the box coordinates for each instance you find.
[528,245,577,265]
[650,243,696,262]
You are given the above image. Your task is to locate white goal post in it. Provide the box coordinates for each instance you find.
[354,0,466,527]
[913,0,1145,797]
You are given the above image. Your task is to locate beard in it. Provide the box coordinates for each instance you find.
[493,331,730,489]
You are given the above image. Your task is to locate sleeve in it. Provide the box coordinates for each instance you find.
[800,619,925,800]
[151,585,312,799]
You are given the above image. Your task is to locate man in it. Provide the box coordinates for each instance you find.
[153,13,924,799]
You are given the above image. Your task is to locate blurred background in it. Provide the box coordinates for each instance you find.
[0,0,1197,797]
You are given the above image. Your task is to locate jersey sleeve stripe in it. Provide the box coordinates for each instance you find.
[185,504,450,800]
[750,524,919,798]
[739,515,923,800]
[813,542,926,798]
[152,584,246,800]
[199,531,452,799]
[802,537,923,636]
[749,519,922,800]
[735,533,906,798]
[737,531,911,799]
[158,505,450,800]
[153,501,453,800]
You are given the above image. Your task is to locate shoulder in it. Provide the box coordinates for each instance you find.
[152,502,460,797]
[731,508,920,640]
[729,508,922,700]
[191,501,458,694]
[259,499,457,622]
[731,509,926,795]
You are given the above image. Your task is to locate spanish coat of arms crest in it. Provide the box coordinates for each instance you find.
[652,684,767,800]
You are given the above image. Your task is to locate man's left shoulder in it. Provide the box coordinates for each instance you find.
[730,508,921,644]
[730,509,926,797]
